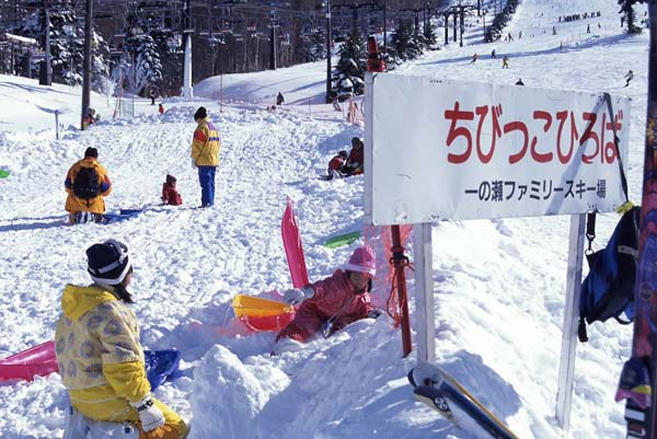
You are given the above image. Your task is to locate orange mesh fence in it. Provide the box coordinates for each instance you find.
[363,224,413,327]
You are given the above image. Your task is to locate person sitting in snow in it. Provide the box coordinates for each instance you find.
[159,103,166,115]
[82,107,98,130]
[64,147,112,224]
[343,137,365,176]
[55,240,188,439]
[273,246,382,353]
[326,150,348,180]
[162,174,183,206]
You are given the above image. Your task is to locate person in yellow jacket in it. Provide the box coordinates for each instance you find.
[190,106,220,207]
[55,239,188,439]
[64,147,112,224]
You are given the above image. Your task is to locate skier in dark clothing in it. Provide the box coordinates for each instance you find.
[491,49,496,59]
[625,70,634,87]
[276,92,285,106]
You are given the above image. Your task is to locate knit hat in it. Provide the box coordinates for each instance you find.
[194,106,207,120]
[344,246,376,278]
[84,147,98,158]
[166,174,177,184]
[86,239,132,286]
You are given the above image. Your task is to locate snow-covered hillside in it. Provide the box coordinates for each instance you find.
[0,0,650,438]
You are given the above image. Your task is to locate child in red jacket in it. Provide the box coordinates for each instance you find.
[162,174,183,206]
[325,150,348,180]
[273,246,382,354]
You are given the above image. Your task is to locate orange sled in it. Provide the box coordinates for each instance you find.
[232,295,295,332]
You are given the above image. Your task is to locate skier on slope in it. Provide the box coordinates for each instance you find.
[625,69,634,87]
[64,147,112,224]
[273,246,383,354]
[55,240,188,439]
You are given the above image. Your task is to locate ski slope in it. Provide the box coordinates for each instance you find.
[0,0,650,437]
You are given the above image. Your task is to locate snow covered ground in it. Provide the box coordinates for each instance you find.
[0,0,650,438]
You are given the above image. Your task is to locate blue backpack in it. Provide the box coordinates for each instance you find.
[578,206,640,342]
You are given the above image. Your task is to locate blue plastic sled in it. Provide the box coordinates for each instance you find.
[144,349,181,391]
[103,209,143,224]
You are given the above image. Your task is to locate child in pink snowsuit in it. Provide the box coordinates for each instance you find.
[276,246,377,344]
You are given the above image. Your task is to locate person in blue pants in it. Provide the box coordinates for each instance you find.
[190,107,221,207]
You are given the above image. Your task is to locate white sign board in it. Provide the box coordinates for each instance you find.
[365,74,631,224]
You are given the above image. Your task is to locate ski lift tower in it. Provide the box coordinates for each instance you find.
[182,0,193,99]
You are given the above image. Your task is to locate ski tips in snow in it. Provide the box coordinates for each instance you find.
[408,362,519,439]
[616,357,652,409]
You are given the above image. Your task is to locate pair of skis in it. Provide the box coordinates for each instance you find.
[409,362,519,439]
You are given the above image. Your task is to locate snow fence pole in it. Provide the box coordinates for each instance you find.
[414,223,436,363]
[366,35,411,357]
[555,213,586,430]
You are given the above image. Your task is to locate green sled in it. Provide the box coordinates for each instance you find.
[0,170,10,179]
[323,230,362,249]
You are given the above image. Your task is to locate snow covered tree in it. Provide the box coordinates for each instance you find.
[114,31,163,97]
[332,24,367,99]
[13,8,109,89]
[303,28,326,62]
[422,21,438,50]
[388,19,423,66]
[135,35,162,96]
[619,0,646,34]
[151,30,183,97]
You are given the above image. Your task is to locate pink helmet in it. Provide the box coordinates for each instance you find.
[344,246,376,278]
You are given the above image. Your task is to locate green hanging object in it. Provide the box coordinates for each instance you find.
[0,170,10,179]
[323,230,362,249]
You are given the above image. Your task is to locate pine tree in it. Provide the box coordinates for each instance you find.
[114,31,163,97]
[332,24,367,99]
[135,35,162,96]
[303,28,326,62]
[151,30,183,97]
[14,8,109,89]
[389,19,423,66]
[619,0,646,34]
[422,21,438,50]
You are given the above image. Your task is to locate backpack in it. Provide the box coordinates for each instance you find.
[72,166,100,202]
[578,206,640,342]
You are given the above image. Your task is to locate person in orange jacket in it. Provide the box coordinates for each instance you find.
[56,239,188,439]
[64,147,112,224]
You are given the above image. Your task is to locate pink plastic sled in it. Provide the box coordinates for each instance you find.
[0,341,58,381]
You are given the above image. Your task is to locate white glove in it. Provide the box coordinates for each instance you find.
[130,394,165,432]
[282,286,314,305]
[191,158,196,169]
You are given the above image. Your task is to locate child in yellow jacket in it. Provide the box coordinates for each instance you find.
[55,240,188,439]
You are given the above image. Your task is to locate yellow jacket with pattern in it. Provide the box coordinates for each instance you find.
[191,118,221,166]
[55,284,150,421]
